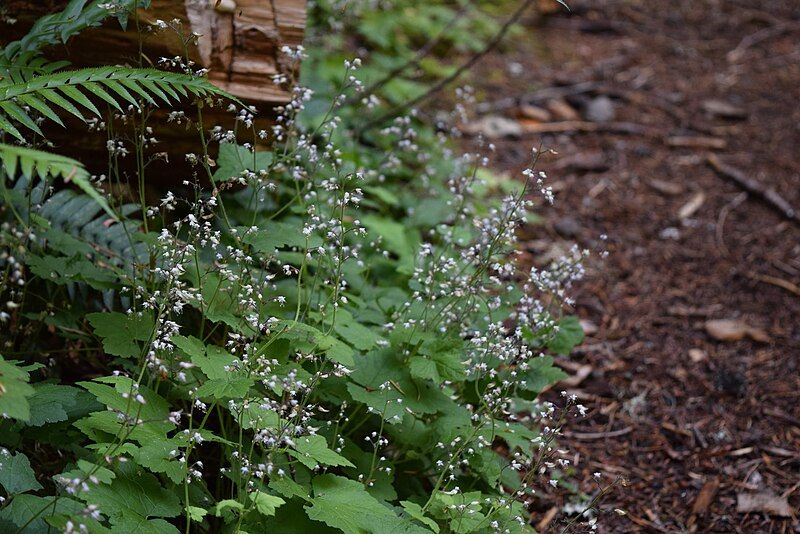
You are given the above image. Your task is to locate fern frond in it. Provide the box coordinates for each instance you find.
[2,0,149,61]
[0,53,70,85]
[0,143,115,219]
[7,174,148,304]
[0,67,237,141]
[0,0,147,84]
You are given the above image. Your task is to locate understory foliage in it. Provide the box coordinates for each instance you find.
[0,1,589,533]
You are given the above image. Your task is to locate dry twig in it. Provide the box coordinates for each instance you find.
[707,154,800,224]
[563,426,633,440]
[746,272,800,297]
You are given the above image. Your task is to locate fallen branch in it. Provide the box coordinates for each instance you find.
[562,426,633,440]
[727,22,798,63]
[707,154,800,224]
[475,81,600,114]
[519,120,650,135]
[668,136,727,150]
[746,272,800,297]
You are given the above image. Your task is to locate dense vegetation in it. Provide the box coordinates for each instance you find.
[0,1,587,532]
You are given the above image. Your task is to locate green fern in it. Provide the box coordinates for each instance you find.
[2,0,149,61]
[0,53,71,85]
[0,0,145,83]
[0,143,114,218]
[15,177,146,267]
[0,67,235,141]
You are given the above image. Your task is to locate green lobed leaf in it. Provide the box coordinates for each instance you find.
[0,449,43,495]
[401,501,440,533]
[547,316,585,355]
[86,312,155,359]
[520,356,567,393]
[304,474,405,533]
[0,494,83,533]
[83,467,181,522]
[250,492,286,517]
[26,383,83,426]
[0,356,35,422]
[214,143,274,182]
[290,434,355,469]
[195,377,254,400]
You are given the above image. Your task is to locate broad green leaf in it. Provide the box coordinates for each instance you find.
[547,316,584,355]
[26,383,82,426]
[333,309,383,351]
[417,337,467,382]
[0,494,83,534]
[86,312,155,358]
[84,468,181,521]
[262,499,338,533]
[428,492,486,534]
[75,410,168,444]
[27,254,117,289]
[59,459,116,486]
[45,515,111,534]
[81,376,171,422]
[0,450,42,494]
[408,357,440,383]
[290,435,354,469]
[494,422,539,453]
[194,272,242,329]
[361,215,418,273]
[196,345,240,380]
[187,506,207,523]
[407,197,451,227]
[106,515,180,533]
[468,448,504,486]
[169,335,205,361]
[213,499,244,516]
[173,335,239,380]
[275,321,355,367]
[214,143,273,182]
[0,357,35,421]
[520,356,567,393]
[304,474,403,533]
[128,439,186,484]
[242,220,323,253]
[269,475,309,501]
[346,383,405,422]
[401,501,439,533]
[235,403,280,430]
[364,186,400,206]
[339,441,397,503]
[195,377,254,400]
[250,492,286,517]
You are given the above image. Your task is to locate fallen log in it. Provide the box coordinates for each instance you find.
[1,1,307,188]
[1,0,307,106]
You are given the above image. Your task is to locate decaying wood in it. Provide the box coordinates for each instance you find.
[1,1,307,186]
[2,0,307,105]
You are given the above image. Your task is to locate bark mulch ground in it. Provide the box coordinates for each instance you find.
[468,0,800,531]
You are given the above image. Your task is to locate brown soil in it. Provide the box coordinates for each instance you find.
[469,0,800,531]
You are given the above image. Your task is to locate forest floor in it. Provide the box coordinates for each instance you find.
[465,0,800,531]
